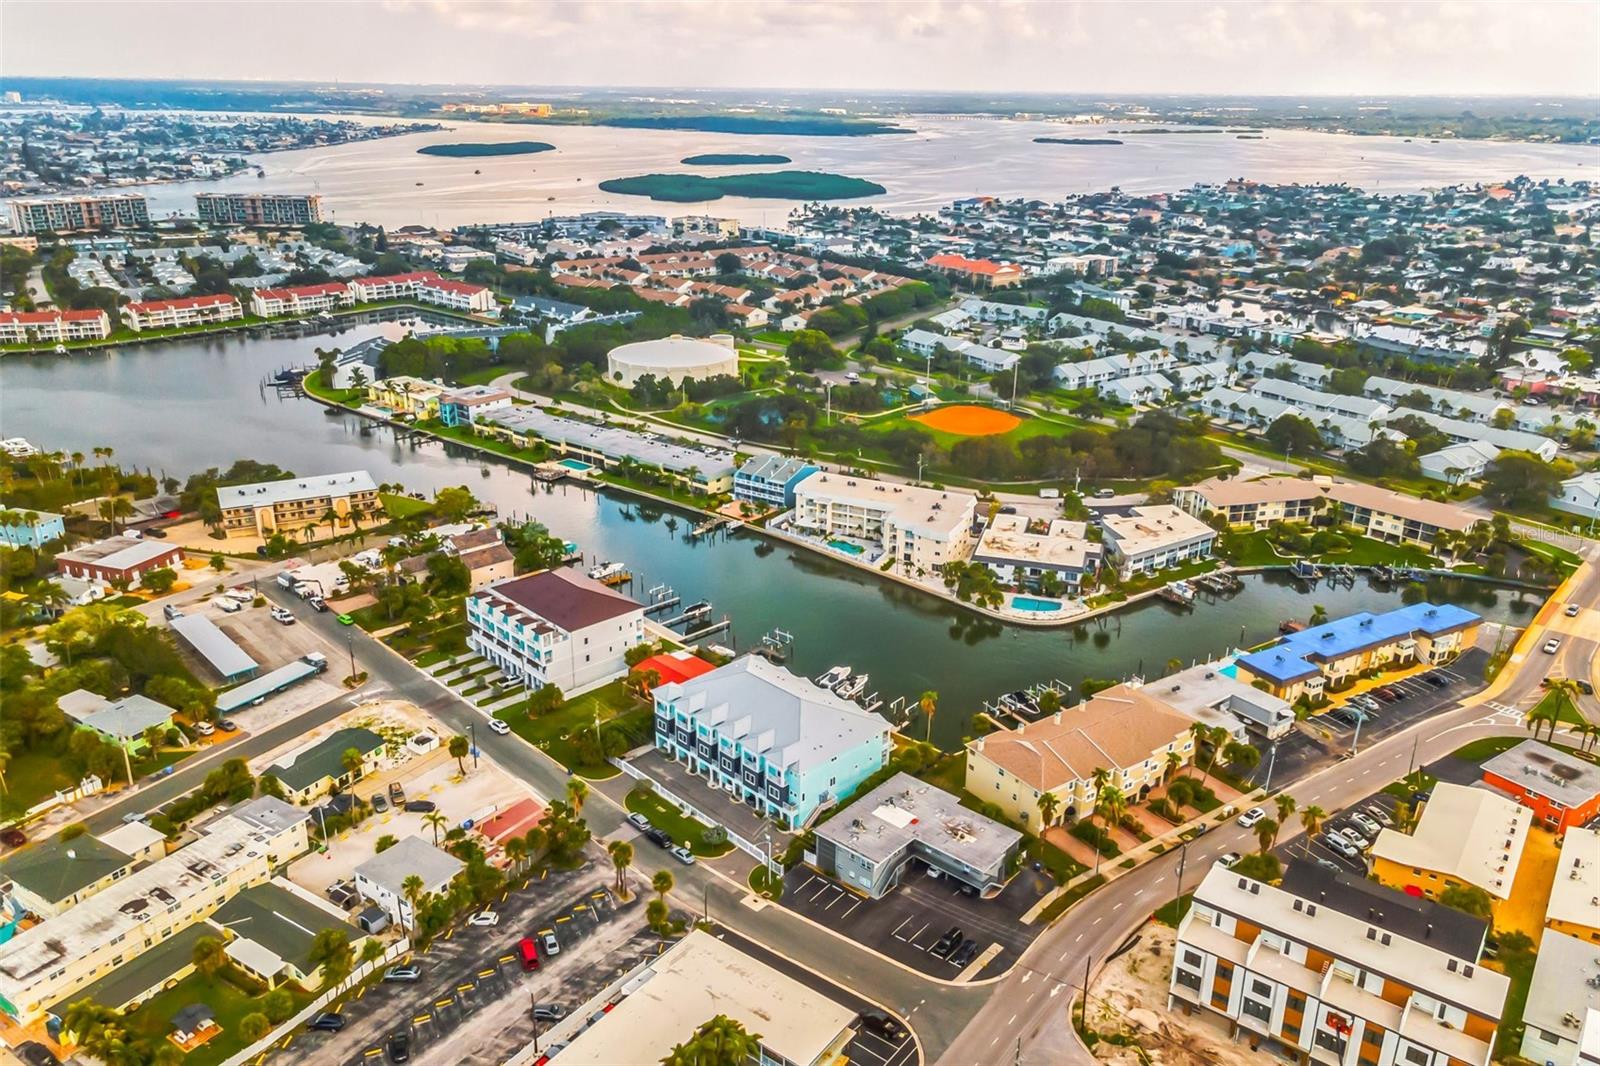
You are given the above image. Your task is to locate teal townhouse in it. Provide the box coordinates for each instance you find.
[0,510,65,549]
[652,656,892,830]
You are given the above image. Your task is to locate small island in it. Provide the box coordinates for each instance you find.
[681,153,792,166]
[1034,137,1124,146]
[417,140,556,157]
[599,170,885,203]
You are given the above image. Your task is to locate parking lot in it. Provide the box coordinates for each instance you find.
[781,859,1052,981]
[1273,785,1412,876]
[280,858,645,1066]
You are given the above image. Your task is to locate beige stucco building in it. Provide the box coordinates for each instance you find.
[790,472,978,577]
[217,470,382,539]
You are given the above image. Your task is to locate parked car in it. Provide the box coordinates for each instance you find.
[950,939,980,967]
[308,1013,346,1032]
[1544,638,1562,654]
[218,719,238,732]
[1349,812,1383,838]
[1322,832,1361,859]
[1336,825,1372,851]
[404,799,435,813]
[193,721,215,737]
[467,911,500,927]
[626,812,652,832]
[337,613,356,625]
[1567,603,1582,617]
[532,1004,567,1022]
[1362,805,1393,828]
[541,931,561,956]
[860,1011,909,1042]
[14,1042,60,1066]
[487,717,510,736]
[121,811,149,825]
[389,782,406,803]
[518,937,540,971]
[1352,695,1381,714]
[383,965,421,983]
[387,1032,411,1064]
[370,794,389,813]
[308,597,328,613]
[1423,673,1449,688]
[1236,807,1266,828]
[269,606,295,625]
[930,926,963,959]
[216,597,242,613]
[645,827,673,848]
[669,845,696,866]
[1372,687,1400,703]
[1,826,27,848]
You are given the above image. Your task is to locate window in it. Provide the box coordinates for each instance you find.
[1242,998,1272,1023]
[1287,993,1305,1013]
[1402,1047,1429,1066]
[1251,979,1272,998]
[1174,969,1202,993]
[1182,949,1204,968]
[1364,1028,1383,1046]
[1313,1030,1347,1057]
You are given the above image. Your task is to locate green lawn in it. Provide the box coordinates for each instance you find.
[122,969,314,1066]
[1531,688,1589,727]
[2,744,192,819]
[858,406,1090,452]
[499,679,651,778]
[625,786,735,857]
[1493,940,1539,1060]
[301,369,365,406]
[381,492,434,519]
[1217,529,1439,570]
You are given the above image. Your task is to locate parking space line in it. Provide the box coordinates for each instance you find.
[841,896,863,920]
[890,915,915,939]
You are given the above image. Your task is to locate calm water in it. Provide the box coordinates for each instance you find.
[0,324,1536,746]
[91,115,1600,229]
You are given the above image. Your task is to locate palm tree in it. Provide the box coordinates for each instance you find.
[1255,817,1280,854]
[653,869,674,902]
[1093,783,1125,875]
[1163,750,1183,783]
[608,839,634,898]
[1309,604,1328,626]
[1037,791,1060,830]
[424,810,448,846]
[1274,793,1297,834]
[919,690,939,742]
[1038,689,1061,716]
[1186,723,1208,778]
[504,836,527,875]
[401,874,425,925]
[1299,805,1326,855]
[1392,799,1416,833]
[567,777,589,814]
[340,747,365,782]
[662,1015,763,1066]
[320,506,341,542]
[448,734,470,774]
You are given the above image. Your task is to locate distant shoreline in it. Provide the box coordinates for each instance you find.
[1034,137,1123,146]
[681,153,792,165]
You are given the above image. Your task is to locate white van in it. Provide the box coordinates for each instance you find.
[1038,488,1061,499]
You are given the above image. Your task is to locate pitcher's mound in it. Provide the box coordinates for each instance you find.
[910,405,1021,436]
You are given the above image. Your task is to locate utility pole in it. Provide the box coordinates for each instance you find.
[1173,840,1188,916]
[346,629,357,681]
[469,721,478,770]
[530,994,540,1053]
[1351,709,1365,757]
[1262,739,1279,792]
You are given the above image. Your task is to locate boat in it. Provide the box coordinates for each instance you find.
[1006,690,1043,717]
[587,561,628,582]
[1279,619,1306,634]
[835,674,869,700]
[815,665,851,689]
[1159,580,1196,605]
[1289,560,1322,581]
[680,600,712,618]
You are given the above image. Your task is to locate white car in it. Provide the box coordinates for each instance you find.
[1215,852,1242,868]
[1322,832,1361,859]
[466,911,500,927]
[270,606,295,625]
[1236,807,1266,828]
[1544,638,1562,654]
[193,721,215,737]
[1566,604,1582,617]
[487,718,510,736]
[1336,825,1372,851]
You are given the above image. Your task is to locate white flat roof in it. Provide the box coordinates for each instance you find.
[217,471,377,510]
[1370,782,1530,900]
[793,471,977,539]
[553,930,855,1066]
[1547,826,1600,932]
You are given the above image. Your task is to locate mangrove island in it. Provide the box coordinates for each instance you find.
[417,140,556,157]
[681,153,792,165]
[597,170,886,203]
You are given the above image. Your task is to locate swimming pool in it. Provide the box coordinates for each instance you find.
[557,458,595,472]
[828,540,866,556]
[1012,595,1064,613]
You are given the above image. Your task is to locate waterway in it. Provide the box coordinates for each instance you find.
[0,321,1539,748]
[77,114,1600,230]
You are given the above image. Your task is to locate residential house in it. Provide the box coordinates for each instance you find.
[354,836,464,930]
[438,385,512,427]
[0,833,135,920]
[0,510,65,549]
[262,727,387,804]
[1419,441,1500,485]
[62,692,176,754]
[466,569,646,695]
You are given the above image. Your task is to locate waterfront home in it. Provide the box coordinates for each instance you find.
[0,509,65,549]
[971,514,1100,593]
[1098,505,1215,578]
[733,455,820,510]
[476,405,736,494]
[1173,475,1481,547]
[964,683,1195,830]
[789,472,978,576]
[1144,663,1295,740]
[1235,602,1480,703]
[1369,782,1529,923]
[121,293,242,332]
[55,535,181,588]
[438,384,513,427]
[0,309,111,344]
[1419,440,1500,485]
[467,569,646,695]
[354,836,463,931]
[652,656,892,831]
[366,375,446,418]
[216,470,381,540]
[61,691,176,754]
[249,281,353,317]
[812,772,1021,899]
[1170,864,1507,1066]
[347,270,494,313]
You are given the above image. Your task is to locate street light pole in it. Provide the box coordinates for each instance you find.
[530,994,540,1053]
[346,629,357,681]
[1262,740,1279,792]
[469,721,478,770]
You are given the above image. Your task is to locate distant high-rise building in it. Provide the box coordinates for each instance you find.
[8,194,150,235]
[195,192,323,227]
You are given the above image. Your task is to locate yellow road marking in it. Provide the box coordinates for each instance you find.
[413,1014,431,1025]
[457,982,474,993]
[478,968,495,979]
[364,1049,383,1058]
[436,998,452,1008]
[498,954,516,965]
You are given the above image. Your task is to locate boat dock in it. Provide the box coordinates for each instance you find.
[686,516,736,540]
[982,680,1071,727]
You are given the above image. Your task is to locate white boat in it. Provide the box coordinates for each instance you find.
[587,560,626,581]
[836,673,869,700]
[815,665,851,689]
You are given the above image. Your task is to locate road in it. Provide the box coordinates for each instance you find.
[936,554,1600,1066]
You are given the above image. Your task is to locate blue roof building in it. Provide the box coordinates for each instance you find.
[733,455,820,511]
[1237,603,1481,701]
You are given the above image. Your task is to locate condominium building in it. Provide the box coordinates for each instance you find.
[1369,782,1531,921]
[1481,740,1600,834]
[476,406,736,494]
[964,684,1195,831]
[348,271,435,302]
[0,309,112,344]
[0,797,310,1025]
[1098,504,1216,578]
[1174,475,1481,548]
[366,376,446,419]
[215,470,381,539]
[347,271,495,312]
[438,384,513,427]
[121,293,242,332]
[466,569,646,695]
[926,253,1025,289]
[249,281,353,317]
[732,455,820,510]
[1518,930,1600,1066]
[1236,603,1480,702]
[1170,864,1507,1066]
[195,192,323,227]
[972,514,1101,592]
[790,472,978,576]
[1545,827,1600,944]
[8,194,150,235]
[652,656,892,830]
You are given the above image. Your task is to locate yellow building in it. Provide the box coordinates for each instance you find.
[964,684,1194,832]
[1369,782,1530,922]
[1545,826,1600,944]
[365,375,446,418]
[216,470,382,539]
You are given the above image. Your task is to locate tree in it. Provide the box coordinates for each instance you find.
[1481,451,1570,510]
[139,567,178,594]
[424,810,448,845]
[1299,805,1326,854]
[192,935,227,978]
[308,927,354,986]
[1253,817,1279,854]
[1037,790,1060,829]
[448,734,470,774]
[608,838,634,897]
[1273,793,1298,835]
[566,776,588,814]
[263,987,295,1024]
[239,1013,271,1042]
[919,690,939,742]
[375,834,398,853]
[1224,741,1261,774]
[661,1015,763,1066]
[402,874,425,923]
[653,869,674,901]
[1438,884,1494,923]
[1264,414,1323,457]
[432,485,479,523]
[341,747,365,782]
[1230,852,1282,884]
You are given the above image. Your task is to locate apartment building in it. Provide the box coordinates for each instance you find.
[8,194,150,235]
[1418,441,1499,486]
[121,293,242,332]
[195,192,323,227]
[926,253,1025,289]
[1545,827,1600,945]
[438,384,512,427]
[0,309,111,344]
[1173,475,1481,548]
[215,470,381,539]
[477,406,736,494]
[1098,504,1216,578]
[1170,864,1507,1066]
[348,271,495,312]
[964,684,1195,831]
[971,514,1101,593]
[652,656,892,831]
[733,455,820,510]
[1369,782,1530,921]
[55,535,182,587]
[1480,740,1600,834]
[249,281,353,317]
[466,569,646,695]
[1518,930,1600,1066]
[790,472,978,576]
[1053,350,1179,392]
[1251,378,1392,423]
[1236,603,1480,702]
[0,797,310,1025]
[354,836,463,930]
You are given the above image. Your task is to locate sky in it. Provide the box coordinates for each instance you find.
[3,0,1598,97]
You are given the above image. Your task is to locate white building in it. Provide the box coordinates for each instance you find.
[960,342,1020,374]
[1420,441,1500,485]
[353,836,463,930]
[971,514,1100,592]
[1551,472,1600,522]
[1518,930,1600,1066]
[1098,505,1216,578]
[466,569,646,695]
[790,472,977,576]
[121,294,242,332]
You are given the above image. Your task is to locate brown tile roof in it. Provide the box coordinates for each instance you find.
[1182,476,1479,532]
[484,568,640,631]
[970,685,1192,790]
[460,543,513,570]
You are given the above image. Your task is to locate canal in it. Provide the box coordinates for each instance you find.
[0,320,1540,748]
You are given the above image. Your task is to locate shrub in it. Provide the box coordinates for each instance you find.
[1069,821,1121,857]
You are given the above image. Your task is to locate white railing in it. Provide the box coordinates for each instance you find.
[217,937,411,1066]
